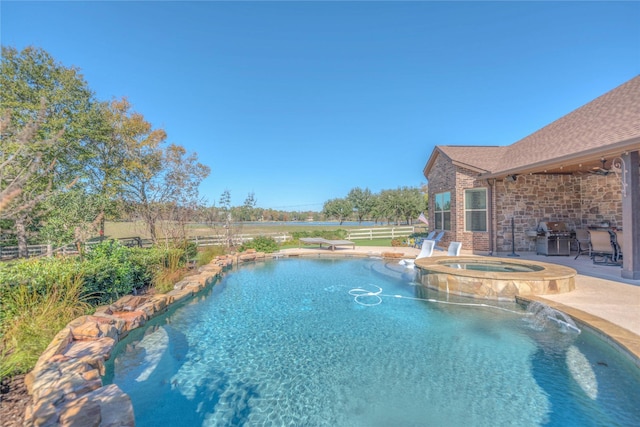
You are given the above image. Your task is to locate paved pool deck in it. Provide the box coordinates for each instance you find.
[279,245,640,364]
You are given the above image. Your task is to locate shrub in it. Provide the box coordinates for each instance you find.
[129,247,166,291]
[0,240,197,380]
[148,245,191,294]
[82,241,135,304]
[239,235,279,253]
[391,238,403,247]
[0,274,90,378]
[196,245,226,266]
[409,232,431,238]
[152,268,184,294]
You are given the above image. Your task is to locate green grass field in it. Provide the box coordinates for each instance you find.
[104,221,399,247]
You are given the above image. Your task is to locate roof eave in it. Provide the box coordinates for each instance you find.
[450,160,490,174]
[480,136,640,179]
[423,148,446,177]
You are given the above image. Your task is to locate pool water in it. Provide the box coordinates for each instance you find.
[104,258,640,426]
[441,261,544,272]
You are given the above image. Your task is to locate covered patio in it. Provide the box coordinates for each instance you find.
[486,149,640,280]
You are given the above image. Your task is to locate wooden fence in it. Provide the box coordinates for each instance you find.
[0,228,420,259]
[346,226,415,240]
[0,232,293,260]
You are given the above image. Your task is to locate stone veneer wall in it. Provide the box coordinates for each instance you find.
[494,173,622,253]
[428,157,623,254]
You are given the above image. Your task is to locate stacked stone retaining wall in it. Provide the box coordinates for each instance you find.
[22,255,243,427]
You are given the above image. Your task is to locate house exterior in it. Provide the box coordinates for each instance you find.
[423,75,640,280]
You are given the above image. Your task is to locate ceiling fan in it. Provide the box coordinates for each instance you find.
[590,158,611,176]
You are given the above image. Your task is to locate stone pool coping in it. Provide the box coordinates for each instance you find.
[21,248,639,426]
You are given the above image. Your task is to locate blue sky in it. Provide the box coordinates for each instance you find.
[2,1,639,210]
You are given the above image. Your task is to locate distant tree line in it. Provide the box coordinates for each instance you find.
[196,185,428,227]
[322,186,428,225]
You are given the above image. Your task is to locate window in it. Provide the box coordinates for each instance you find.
[465,188,487,232]
[434,192,451,230]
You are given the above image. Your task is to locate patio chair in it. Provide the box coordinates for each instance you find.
[432,231,446,250]
[417,239,436,259]
[574,229,591,260]
[414,231,437,248]
[447,242,462,256]
[613,231,623,263]
[400,239,435,269]
[589,230,616,265]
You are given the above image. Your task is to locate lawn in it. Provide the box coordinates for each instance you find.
[104,221,399,248]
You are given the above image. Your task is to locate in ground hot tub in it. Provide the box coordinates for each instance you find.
[414,256,576,301]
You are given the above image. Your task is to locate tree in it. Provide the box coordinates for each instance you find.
[376,189,402,224]
[158,144,210,242]
[374,187,424,225]
[0,107,61,255]
[115,101,210,243]
[218,189,237,248]
[322,198,353,225]
[0,46,97,256]
[38,188,103,250]
[240,192,257,221]
[81,98,132,237]
[347,187,375,223]
[398,186,425,224]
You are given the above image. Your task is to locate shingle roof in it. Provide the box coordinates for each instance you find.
[424,75,640,179]
[490,75,640,176]
[439,146,508,171]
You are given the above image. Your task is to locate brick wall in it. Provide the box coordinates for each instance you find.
[427,154,455,248]
[427,155,490,251]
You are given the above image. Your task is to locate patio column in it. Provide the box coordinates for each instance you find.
[621,151,640,280]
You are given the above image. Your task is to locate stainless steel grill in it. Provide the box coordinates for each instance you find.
[536,221,572,256]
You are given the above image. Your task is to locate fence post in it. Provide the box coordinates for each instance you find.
[47,244,53,257]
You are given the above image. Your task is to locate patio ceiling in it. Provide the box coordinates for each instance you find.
[480,144,640,179]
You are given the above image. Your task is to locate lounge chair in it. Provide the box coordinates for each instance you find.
[589,230,616,265]
[414,231,437,248]
[417,239,436,259]
[400,239,435,269]
[299,237,355,251]
[574,229,591,260]
[447,242,462,256]
[432,231,446,250]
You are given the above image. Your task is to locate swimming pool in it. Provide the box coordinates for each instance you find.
[104,258,640,426]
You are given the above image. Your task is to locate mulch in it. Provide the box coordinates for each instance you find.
[0,375,28,427]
